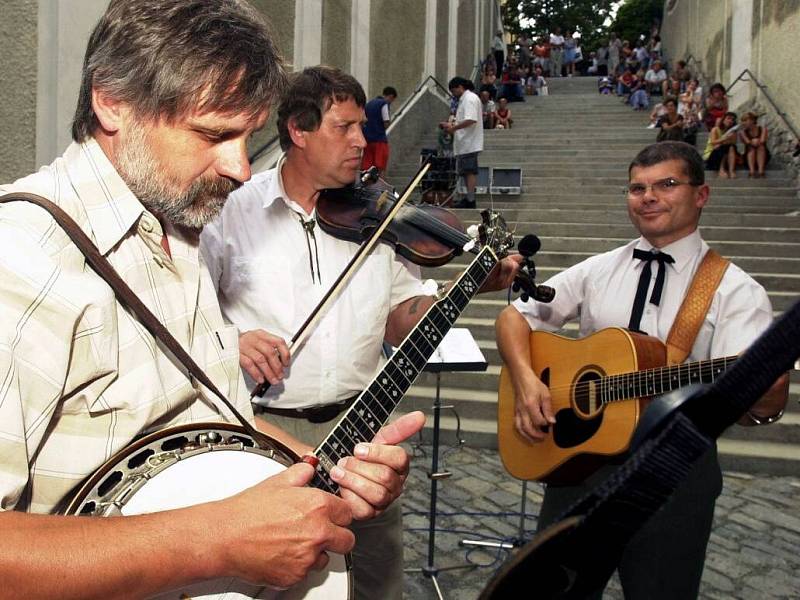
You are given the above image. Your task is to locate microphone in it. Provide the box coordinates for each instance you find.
[514,234,556,303]
[517,234,541,257]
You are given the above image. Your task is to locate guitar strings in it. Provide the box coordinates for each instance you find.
[529,355,737,402]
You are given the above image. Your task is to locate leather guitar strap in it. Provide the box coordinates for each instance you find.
[0,192,271,448]
[665,249,730,365]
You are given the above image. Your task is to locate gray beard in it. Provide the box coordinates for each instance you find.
[114,125,240,230]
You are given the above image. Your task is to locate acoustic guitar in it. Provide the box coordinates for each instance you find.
[497,327,736,484]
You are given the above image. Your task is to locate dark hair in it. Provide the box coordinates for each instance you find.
[628,142,704,185]
[276,66,366,151]
[709,82,726,95]
[448,76,470,90]
[382,86,398,97]
[72,0,285,143]
[719,111,738,130]
[663,96,678,107]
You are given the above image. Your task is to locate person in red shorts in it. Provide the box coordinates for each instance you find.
[361,86,397,175]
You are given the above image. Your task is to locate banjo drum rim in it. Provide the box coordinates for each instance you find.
[62,421,300,515]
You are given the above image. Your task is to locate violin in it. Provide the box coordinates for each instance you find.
[316,168,555,302]
[316,169,473,267]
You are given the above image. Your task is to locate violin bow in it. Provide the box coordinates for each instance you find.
[251,161,432,399]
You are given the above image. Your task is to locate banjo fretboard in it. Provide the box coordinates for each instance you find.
[310,247,498,493]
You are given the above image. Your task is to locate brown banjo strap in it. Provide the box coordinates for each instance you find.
[0,192,270,447]
[665,249,730,365]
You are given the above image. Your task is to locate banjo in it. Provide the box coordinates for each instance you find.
[60,205,516,599]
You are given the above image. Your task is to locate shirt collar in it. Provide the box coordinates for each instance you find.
[64,138,148,255]
[635,229,703,274]
[260,154,316,217]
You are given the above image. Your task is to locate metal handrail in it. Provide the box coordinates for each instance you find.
[726,68,799,142]
[389,75,452,124]
[683,56,798,144]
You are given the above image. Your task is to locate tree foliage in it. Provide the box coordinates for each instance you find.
[507,0,616,50]
[502,0,665,53]
[609,0,664,46]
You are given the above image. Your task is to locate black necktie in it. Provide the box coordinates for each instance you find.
[628,248,675,333]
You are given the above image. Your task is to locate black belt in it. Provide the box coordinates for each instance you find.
[253,395,358,424]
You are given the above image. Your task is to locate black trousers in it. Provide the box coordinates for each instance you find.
[537,447,722,600]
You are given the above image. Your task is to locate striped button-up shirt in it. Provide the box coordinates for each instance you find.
[0,139,251,514]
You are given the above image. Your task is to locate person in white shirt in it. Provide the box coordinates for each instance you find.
[644,60,668,94]
[201,66,522,600]
[495,142,788,600]
[439,77,484,208]
[549,26,565,77]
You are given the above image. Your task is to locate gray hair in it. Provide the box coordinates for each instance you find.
[72,0,286,142]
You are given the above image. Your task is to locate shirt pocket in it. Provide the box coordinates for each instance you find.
[230,257,295,332]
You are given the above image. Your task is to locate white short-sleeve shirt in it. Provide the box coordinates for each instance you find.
[454,89,485,156]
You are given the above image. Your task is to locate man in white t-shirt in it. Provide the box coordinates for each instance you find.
[440,77,484,209]
[549,26,565,77]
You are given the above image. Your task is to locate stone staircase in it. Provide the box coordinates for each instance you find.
[386,76,800,476]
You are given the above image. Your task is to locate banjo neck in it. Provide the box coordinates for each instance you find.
[309,246,500,493]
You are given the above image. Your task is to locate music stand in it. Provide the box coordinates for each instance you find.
[405,328,488,600]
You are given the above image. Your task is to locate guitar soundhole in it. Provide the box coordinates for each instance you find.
[573,370,603,418]
[97,470,123,497]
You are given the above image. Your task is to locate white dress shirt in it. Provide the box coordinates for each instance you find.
[513,229,773,361]
[201,158,428,409]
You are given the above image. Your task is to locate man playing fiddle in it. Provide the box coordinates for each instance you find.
[0,2,423,597]
[201,65,522,600]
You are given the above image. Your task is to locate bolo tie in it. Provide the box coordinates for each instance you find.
[296,212,322,284]
[628,248,674,333]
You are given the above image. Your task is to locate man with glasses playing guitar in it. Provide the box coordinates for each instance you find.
[496,141,789,599]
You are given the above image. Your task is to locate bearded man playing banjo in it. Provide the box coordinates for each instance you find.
[0,1,425,598]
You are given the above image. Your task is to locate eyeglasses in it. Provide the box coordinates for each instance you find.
[624,177,699,198]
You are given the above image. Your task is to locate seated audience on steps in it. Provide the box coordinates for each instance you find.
[499,62,525,102]
[480,90,496,129]
[704,83,729,131]
[739,111,771,178]
[644,60,667,95]
[480,63,498,100]
[527,65,548,96]
[655,97,685,142]
[704,111,740,178]
[495,97,513,129]
[665,60,692,95]
[628,68,649,110]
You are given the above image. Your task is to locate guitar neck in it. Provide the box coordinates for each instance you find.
[601,355,739,404]
[309,247,499,493]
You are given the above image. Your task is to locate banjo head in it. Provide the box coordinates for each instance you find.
[65,423,352,600]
